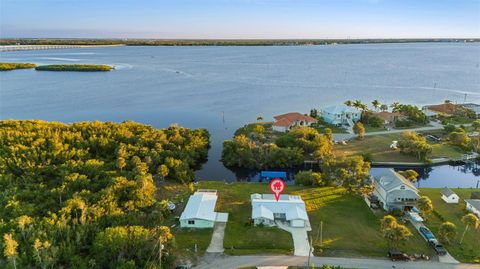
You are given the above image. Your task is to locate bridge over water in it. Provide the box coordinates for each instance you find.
[0,44,124,52]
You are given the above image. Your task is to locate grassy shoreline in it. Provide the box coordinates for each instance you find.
[35,64,113,72]
[0,62,37,71]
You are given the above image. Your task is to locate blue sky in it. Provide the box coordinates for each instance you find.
[0,0,479,39]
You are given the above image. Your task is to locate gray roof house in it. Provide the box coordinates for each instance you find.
[465,199,480,218]
[179,189,228,228]
[372,169,420,211]
[441,188,459,204]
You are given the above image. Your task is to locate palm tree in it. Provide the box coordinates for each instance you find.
[256,116,264,121]
[344,100,353,107]
[438,222,457,244]
[380,104,389,112]
[390,102,401,112]
[460,213,479,244]
[353,100,363,109]
[372,100,381,111]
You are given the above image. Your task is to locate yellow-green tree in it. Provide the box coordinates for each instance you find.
[3,233,18,269]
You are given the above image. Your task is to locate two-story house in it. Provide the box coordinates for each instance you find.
[372,169,420,211]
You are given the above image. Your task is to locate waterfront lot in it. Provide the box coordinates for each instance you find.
[197,182,432,257]
[333,133,465,163]
[420,188,480,263]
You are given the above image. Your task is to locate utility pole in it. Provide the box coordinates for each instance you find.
[158,236,163,269]
[320,221,323,247]
[307,236,312,268]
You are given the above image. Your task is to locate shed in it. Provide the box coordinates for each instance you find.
[441,188,459,204]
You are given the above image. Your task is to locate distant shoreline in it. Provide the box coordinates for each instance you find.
[1,38,479,47]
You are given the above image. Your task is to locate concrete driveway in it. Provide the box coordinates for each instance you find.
[409,219,459,264]
[276,221,312,257]
[206,222,226,253]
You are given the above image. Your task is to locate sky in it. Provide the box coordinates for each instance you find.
[0,0,479,39]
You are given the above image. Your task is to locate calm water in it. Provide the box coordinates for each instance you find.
[1,43,480,185]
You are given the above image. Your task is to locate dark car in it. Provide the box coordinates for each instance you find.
[419,227,435,240]
[428,239,447,256]
[388,249,411,261]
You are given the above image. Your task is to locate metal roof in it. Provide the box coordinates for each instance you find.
[465,199,480,211]
[180,191,218,221]
[440,188,457,197]
[373,169,418,192]
[261,171,287,178]
[251,193,309,221]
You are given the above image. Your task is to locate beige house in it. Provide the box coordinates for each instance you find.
[372,111,407,125]
[272,112,317,132]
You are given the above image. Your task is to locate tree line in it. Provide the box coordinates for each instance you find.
[0,120,209,268]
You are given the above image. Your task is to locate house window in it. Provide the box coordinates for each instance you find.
[188,220,195,225]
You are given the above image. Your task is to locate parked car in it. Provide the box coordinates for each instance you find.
[388,249,411,261]
[428,239,447,256]
[419,227,435,240]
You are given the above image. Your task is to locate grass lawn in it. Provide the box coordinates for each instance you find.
[333,133,466,163]
[364,125,388,133]
[157,183,214,260]
[197,182,432,258]
[333,133,419,162]
[315,124,348,134]
[419,188,480,263]
[199,181,295,255]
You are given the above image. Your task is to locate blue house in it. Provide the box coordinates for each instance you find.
[320,105,361,126]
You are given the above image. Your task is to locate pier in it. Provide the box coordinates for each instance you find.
[0,44,124,52]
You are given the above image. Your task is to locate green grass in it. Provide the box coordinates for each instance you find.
[333,133,467,163]
[173,227,214,258]
[199,181,294,255]
[333,133,419,162]
[157,183,213,261]
[442,117,476,125]
[289,187,432,257]
[197,182,432,257]
[35,64,113,72]
[364,125,387,133]
[0,62,36,71]
[315,124,348,134]
[419,188,480,263]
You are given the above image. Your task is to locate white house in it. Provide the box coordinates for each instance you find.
[465,199,480,218]
[320,105,361,126]
[272,112,318,132]
[440,188,459,204]
[180,189,228,228]
[372,169,420,211]
[251,193,310,228]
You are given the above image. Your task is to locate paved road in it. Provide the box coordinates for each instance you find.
[194,255,480,269]
[206,222,226,253]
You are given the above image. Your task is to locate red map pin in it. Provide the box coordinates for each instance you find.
[269,178,285,202]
